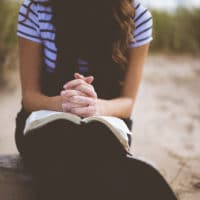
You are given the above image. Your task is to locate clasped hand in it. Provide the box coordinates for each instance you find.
[60,73,100,118]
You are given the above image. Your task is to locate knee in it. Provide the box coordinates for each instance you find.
[82,121,127,159]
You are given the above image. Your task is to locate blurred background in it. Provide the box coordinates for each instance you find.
[0,0,200,199]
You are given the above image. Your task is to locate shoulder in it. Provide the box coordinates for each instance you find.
[129,0,153,48]
[19,0,38,16]
[19,0,51,16]
[18,0,53,29]
[17,0,48,44]
[133,0,152,24]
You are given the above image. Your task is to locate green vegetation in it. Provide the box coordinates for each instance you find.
[151,8,200,54]
[0,0,19,85]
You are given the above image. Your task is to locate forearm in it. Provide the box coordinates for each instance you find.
[100,45,150,119]
[97,97,134,119]
[23,91,62,112]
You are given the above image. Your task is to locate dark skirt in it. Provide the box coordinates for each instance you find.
[14,106,177,200]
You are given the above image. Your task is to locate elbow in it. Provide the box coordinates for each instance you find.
[22,95,33,113]
[22,91,38,113]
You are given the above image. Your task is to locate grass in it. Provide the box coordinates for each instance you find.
[0,0,19,86]
[150,8,200,55]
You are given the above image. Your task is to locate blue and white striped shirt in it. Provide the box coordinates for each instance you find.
[17,0,153,73]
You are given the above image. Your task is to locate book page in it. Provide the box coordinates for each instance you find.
[82,116,132,151]
[23,110,81,135]
[23,110,132,152]
[82,116,132,135]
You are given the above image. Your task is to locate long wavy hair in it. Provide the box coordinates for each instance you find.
[24,0,135,98]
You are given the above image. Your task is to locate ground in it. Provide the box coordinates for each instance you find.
[0,55,200,199]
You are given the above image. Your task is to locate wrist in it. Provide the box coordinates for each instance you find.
[96,99,109,116]
[96,97,134,118]
[49,95,63,112]
[22,91,63,112]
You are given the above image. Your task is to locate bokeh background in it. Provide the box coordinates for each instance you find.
[0,0,200,199]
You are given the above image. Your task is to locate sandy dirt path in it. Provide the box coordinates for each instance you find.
[0,55,200,199]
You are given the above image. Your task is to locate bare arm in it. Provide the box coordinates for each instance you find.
[98,44,150,118]
[19,35,149,117]
[63,44,150,118]
[18,37,62,112]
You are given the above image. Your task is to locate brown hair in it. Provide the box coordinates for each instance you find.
[112,0,135,65]
[22,0,135,66]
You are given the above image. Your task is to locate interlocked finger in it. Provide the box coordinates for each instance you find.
[70,106,96,118]
[68,96,95,106]
[64,79,87,90]
[74,84,97,98]
[61,89,86,99]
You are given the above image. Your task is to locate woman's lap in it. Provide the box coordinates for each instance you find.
[20,119,127,178]
[18,119,129,199]
[16,119,177,200]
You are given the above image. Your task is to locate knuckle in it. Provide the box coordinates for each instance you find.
[70,107,76,113]
[72,90,78,96]
[70,95,76,101]
[78,85,83,90]
[76,85,82,91]
[88,106,93,113]
[76,79,85,85]
[70,90,76,96]
[64,90,71,96]
[62,103,69,112]
[92,106,96,113]
[90,85,94,90]
[81,79,86,84]
[89,99,95,106]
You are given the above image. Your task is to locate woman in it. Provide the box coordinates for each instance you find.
[15,0,177,199]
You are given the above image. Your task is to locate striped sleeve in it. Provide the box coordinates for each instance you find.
[129,1,153,48]
[17,0,42,44]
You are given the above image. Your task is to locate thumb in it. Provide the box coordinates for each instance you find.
[84,76,94,84]
[74,73,84,79]
[74,73,94,84]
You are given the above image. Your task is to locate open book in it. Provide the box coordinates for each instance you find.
[24,110,132,152]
